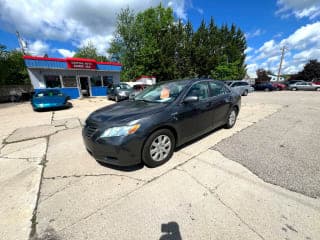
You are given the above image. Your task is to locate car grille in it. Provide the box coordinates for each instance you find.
[85,125,98,138]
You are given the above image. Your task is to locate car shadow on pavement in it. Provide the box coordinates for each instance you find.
[160,222,182,240]
[97,161,145,171]
[97,126,224,172]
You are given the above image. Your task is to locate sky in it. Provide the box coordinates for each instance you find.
[0,0,319,77]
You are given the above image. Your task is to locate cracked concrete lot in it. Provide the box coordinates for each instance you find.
[0,93,319,240]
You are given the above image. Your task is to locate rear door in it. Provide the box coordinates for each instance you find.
[208,81,233,128]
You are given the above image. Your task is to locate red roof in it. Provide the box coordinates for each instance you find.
[23,55,122,66]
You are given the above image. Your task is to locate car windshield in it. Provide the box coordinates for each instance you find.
[35,90,62,97]
[119,84,131,90]
[134,80,189,103]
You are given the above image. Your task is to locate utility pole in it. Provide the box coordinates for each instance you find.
[277,46,288,81]
[16,31,26,55]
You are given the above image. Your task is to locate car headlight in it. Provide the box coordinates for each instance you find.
[100,124,140,138]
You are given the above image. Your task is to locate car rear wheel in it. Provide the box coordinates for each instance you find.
[292,87,297,91]
[316,88,320,91]
[264,88,270,92]
[225,107,238,129]
[242,90,248,96]
[142,129,175,168]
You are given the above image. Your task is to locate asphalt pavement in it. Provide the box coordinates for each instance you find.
[214,91,320,198]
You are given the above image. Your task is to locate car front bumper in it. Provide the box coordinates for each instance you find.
[82,127,144,166]
[32,102,67,110]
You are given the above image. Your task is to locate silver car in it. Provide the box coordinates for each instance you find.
[226,81,254,96]
[289,81,320,91]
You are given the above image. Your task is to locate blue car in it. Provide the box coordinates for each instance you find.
[31,89,71,111]
[253,82,276,91]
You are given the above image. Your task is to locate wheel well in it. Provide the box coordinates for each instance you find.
[147,126,178,147]
[233,105,239,114]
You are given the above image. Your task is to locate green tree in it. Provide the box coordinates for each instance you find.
[0,45,28,85]
[74,42,109,61]
[108,5,247,81]
[296,59,320,81]
[255,68,271,83]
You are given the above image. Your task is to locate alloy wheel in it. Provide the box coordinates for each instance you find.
[149,135,172,162]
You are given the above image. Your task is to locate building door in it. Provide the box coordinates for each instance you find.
[79,76,91,97]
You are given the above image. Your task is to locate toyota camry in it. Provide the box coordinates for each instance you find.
[83,78,241,167]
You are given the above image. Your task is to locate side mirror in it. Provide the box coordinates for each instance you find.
[183,96,199,103]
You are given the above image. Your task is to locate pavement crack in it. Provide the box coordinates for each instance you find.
[29,137,49,240]
[178,167,266,240]
[43,173,146,183]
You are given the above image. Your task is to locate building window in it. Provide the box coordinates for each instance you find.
[62,76,77,87]
[103,76,113,87]
[44,75,61,88]
[91,76,102,87]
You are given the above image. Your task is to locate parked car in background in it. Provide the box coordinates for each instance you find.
[129,83,151,99]
[225,81,254,96]
[312,80,320,85]
[288,81,320,91]
[283,80,305,87]
[253,82,276,91]
[272,83,286,91]
[31,89,71,111]
[83,79,241,167]
[107,83,132,102]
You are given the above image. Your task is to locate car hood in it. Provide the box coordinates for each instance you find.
[32,96,65,104]
[87,100,167,125]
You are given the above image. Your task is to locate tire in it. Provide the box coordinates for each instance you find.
[115,95,119,102]
[142,129,175,168]
[291,87,297,91]
[242,90,248,96]
[316,88,320,91]
[264,88,270,92]
[225,107,238,129]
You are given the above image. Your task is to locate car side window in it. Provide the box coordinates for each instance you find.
[208,81,228,97]
[186,82,210,101]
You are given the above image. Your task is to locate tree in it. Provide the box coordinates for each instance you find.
[255,69,271,83]
[0,45,29,85]
[74,42,109,61]
[296,59,320,81]
[108,5,247,81]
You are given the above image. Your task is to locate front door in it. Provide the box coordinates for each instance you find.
[175,81,213,143]
[79,77,91,97]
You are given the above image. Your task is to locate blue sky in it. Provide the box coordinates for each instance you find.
[0,0,319,77]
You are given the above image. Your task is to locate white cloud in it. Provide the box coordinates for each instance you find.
[27,40,49,56]
[280,22,320,49]
[246,63,258,78]
[246,21,320,76]
[168,0,187,20]
[244,47,253,54]
[57,49,76,58]
[276,0,320,19]
[0,0,188,56]
[245,29,265,39]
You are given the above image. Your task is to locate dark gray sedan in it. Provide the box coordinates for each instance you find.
[83,78,241,167]
[289,82,320,91]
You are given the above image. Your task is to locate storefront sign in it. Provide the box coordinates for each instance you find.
[66,58,97,69]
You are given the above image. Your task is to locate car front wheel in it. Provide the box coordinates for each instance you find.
[142,129,175,167]
[291,87,297,91]
[225,108,238,129]
[242,90,248,96]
